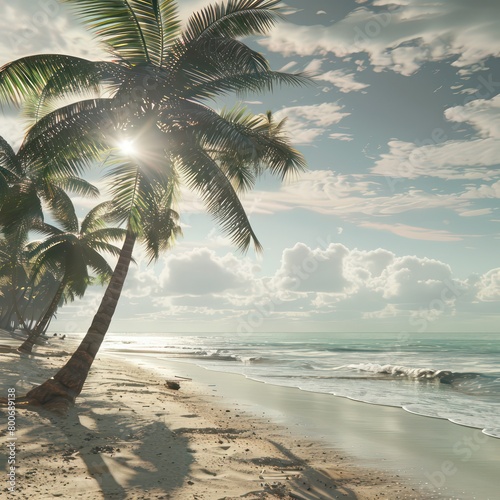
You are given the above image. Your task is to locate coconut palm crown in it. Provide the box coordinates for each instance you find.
[0,0,308,251]
[17,201,127,353]
[0,0,309,409]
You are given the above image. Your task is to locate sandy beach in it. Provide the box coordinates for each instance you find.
[0,335,427,500]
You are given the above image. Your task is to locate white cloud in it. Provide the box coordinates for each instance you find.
[363,304,400,319]
[278,61,298,72]
[458,208,493,217]
[374,255,454,301]
[274,103,350,144]
[239,170,471,221]
[122,267,159,299]
[0,1,105,64]
[272,243,352,294]
[159,248,252,295]
[477,269,500,301]
[372,95,500,180]
[316,69,369,93]
[259,1,500,75]
[303,58,324,74]
[461,180,500,199]
[265,243,469,313]
[277,102,350,127]
[329,132,354,142]
[445,94,500,139]
[53,241,500,331]
[244,243,489,323]
[358,222,464,242]
[372,138,500,180]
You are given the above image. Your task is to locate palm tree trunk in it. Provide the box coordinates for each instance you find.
[0,302,14,329]
[18,275,68,354]
[11,285,29,332]
[25,230,136,411]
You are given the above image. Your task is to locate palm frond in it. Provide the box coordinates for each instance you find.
[0,135,23,199]
[174,143,262,253]
[160,101,257,155]
[42,186,79,233]
[82,228,127,249]
[81,247,114,280]
[140,180,181,262]
[184,70,311,100]
[27,221,63,239]
[19,99,118,179]
[53,176,100,199]
[142,204,180,262]
[177,105,306,189]
[219,108,307,180]
[80,201,113,234]
[28,235,76,284]
[155,0,181,62]
[0,54,97,107]
[183,0,281,43]
[190,37,270,73]
[104,161,143,225]
[29,250,65,283]
[22,61,125,125]
[0,181,43,235]
[167,36,270,93]
[62,0,159,65]
[0,135,21,175]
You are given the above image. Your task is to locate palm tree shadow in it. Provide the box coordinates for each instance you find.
[57,390,193,497]
[1,380,192,497]
[266,439,360,500]
[0,345,193,496]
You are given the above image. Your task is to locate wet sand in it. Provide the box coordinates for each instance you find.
[126,353,500,500]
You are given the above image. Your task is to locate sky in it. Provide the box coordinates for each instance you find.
[1,0,499,335]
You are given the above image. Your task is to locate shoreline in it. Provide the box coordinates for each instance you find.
[118,353,500,500]
[0,338,428,499]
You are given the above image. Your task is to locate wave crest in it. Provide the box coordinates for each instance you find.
[347,363,480,384]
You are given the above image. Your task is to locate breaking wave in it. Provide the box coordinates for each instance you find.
[347,363,499,390]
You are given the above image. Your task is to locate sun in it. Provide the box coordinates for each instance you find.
[119,139,136,156]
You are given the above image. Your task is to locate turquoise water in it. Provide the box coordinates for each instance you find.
[102,331,500,438]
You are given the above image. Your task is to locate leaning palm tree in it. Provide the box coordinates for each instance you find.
[0,0,308,410]
[18,202,126,353]
[25,163,182,409]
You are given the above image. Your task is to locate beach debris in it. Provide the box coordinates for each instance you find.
[62,448,79,461]
[166,380,181,390]
[90,445,116,455]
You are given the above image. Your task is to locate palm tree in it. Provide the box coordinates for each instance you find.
[24,165,182,409]
[9,269,62,333]
[18,202,126,353]
[0,0,308,410]
[0,131,101,334]
[0,235,32,331]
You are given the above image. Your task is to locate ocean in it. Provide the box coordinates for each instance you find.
[102,331,500,439]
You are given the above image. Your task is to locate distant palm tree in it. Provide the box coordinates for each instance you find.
[0,131,101,335]
[0,235,32,331]
[0,0,308,410]
[18,202,126,353]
